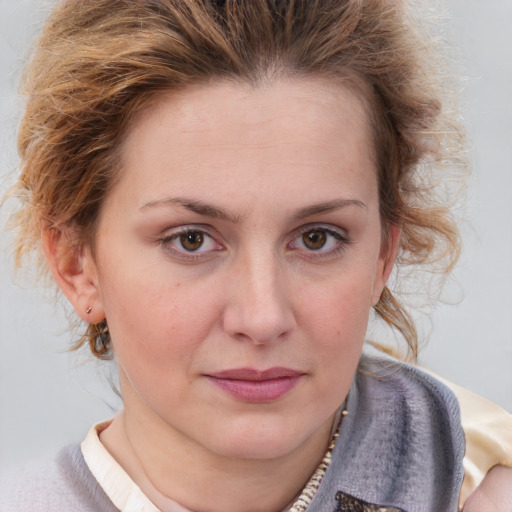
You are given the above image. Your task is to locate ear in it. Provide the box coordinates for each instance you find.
[371,225,400,306]
[42,227,105,324]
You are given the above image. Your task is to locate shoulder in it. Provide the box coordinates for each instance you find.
[0,445,118,512]
[357,354,464,430]
[0,454,69,512]
[422,368,512,507]
[317,355,465,512]
[357,355,466,471]
[363,356,512,510]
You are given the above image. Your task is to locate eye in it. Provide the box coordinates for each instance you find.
[289,226,348,255]
[159,228,224,256]
[302,230,329,250]
[179,230,208,252]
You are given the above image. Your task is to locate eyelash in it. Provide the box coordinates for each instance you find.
[157,224,350,261]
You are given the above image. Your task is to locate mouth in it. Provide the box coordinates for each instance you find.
[206,367,304,403]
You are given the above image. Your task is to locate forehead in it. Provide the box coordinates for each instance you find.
[125,76,372,148]
[114,77,377,210]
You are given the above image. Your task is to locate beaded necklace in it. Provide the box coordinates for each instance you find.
[287,409,347,512]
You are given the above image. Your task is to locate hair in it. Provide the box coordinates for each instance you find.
[7,0,465,360]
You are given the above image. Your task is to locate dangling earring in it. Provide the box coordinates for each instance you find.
[94,320,111,358]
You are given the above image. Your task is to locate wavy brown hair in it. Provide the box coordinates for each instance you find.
[8,0,465,359]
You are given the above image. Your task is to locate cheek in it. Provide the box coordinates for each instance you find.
[294,268,372,388]
[98,266,223,371]
[300,278,374,410]
[299,272,375,357]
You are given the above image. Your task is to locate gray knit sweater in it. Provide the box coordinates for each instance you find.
[0,357,465,512]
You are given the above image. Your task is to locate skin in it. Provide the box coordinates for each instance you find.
[43,77,511,511]
[462,466,512,512]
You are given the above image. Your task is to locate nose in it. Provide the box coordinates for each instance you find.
[222,251,296,346]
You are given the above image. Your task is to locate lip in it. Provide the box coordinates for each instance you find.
[206,367,304,403]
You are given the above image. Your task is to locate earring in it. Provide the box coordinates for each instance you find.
[85,307,92,314]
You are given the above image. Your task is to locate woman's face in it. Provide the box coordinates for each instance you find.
[81,78,396,459]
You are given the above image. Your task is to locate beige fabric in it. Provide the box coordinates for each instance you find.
[426,373,512,509]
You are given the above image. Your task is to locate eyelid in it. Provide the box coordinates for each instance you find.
[292,222,348,240]
[158,223,221,241]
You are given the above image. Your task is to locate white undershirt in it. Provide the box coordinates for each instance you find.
[81,421,173,512]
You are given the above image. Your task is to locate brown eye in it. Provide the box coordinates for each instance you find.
[180,231,204,251]
[302,230,327,250]
[160,228,223,258]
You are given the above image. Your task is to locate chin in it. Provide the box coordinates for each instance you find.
[212,439,298,461]
[205,418,314,461]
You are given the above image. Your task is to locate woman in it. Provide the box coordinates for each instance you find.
[1,0,511,511]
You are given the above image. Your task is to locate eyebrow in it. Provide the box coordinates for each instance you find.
[140,196,367,222]
[140,197,240,223]
[292,198,367,220]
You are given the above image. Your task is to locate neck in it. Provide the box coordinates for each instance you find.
[101,408,335,512]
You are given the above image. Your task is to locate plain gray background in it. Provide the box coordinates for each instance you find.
[1,0,511,471]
